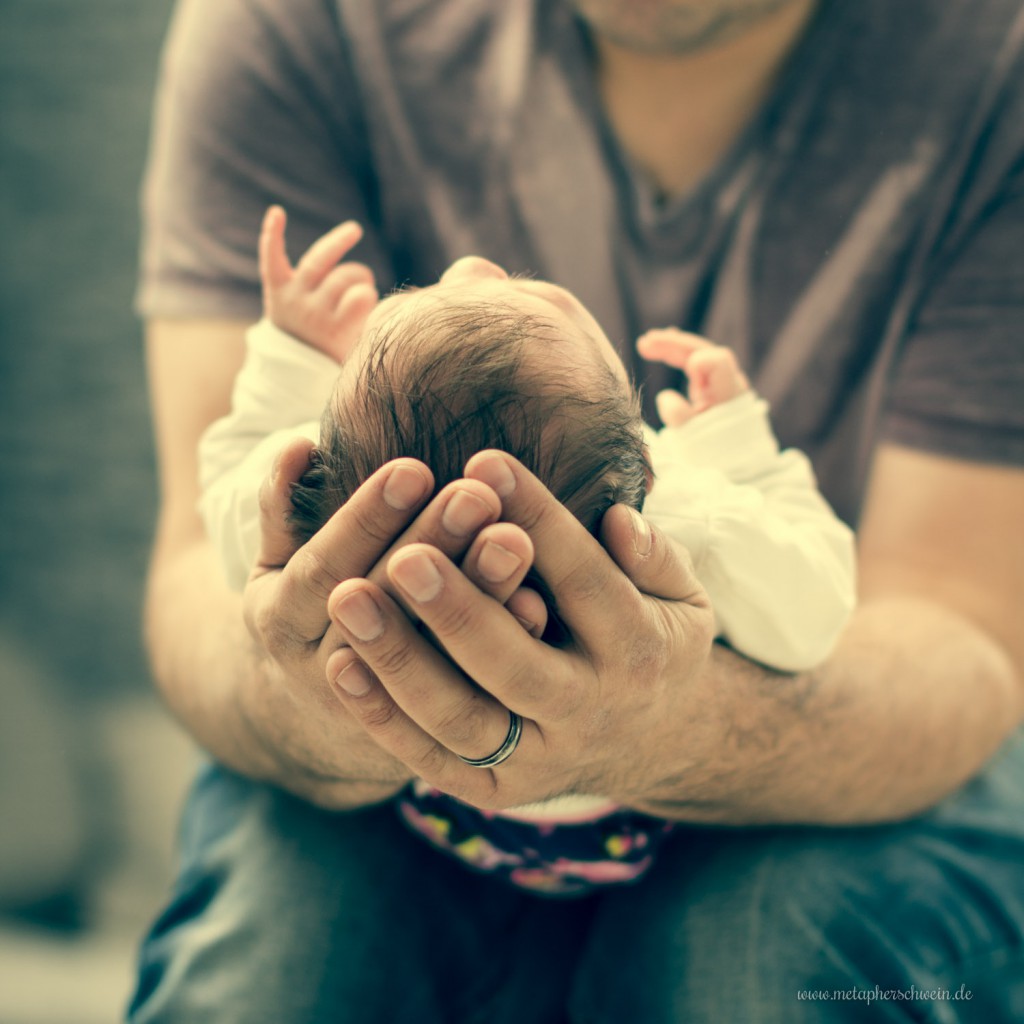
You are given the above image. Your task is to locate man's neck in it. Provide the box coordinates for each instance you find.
[594,0,818,201]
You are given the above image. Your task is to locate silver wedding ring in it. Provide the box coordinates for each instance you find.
[456,711,523,769]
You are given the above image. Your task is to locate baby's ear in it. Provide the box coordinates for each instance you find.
[642,443,654,495]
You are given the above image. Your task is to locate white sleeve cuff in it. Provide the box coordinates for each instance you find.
[644,391,856,672]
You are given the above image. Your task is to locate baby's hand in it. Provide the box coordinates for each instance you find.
[636,328,750,427]
[259,206,379,363]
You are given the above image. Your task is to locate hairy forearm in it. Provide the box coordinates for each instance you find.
[144,535,410,809]
[631,596,1022,824]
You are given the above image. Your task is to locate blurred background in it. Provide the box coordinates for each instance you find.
[0,2,197,1020]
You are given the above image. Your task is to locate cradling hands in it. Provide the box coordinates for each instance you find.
[240,441,548,808]
[327,452,716,811]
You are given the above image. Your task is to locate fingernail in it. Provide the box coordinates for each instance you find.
[390,550,444,603]
[629,507,652,557]
[383,464,430,510]
[472,456,516,497]
[441,489,493,537]
[334,660,374,697]
[477,540,522,583]
[333,591,385,642]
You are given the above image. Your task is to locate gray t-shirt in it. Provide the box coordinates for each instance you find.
[139,0,1024,524]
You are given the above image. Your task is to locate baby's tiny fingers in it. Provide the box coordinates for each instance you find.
[636,328,715,370]
[655,389,696,428]
[259,206,293,291]
[322,261,376,304]
[335,281,379,321]
[296,221,365,285]
[686,348,749,407]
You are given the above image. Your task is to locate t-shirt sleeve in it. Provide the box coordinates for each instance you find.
[137,0,394,320]
[882,122,1024,467]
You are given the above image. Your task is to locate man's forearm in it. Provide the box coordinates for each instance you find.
[144,534,411,809]
[631,596,1022,825]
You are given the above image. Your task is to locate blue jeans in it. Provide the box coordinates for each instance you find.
[127,732,1024,1023]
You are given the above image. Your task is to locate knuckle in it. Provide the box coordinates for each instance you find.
[553,560,608,609]
[500,657,540,704]
[295,546,343,603]
[436,695,493,751]
[251,602,310,664]
[358,697,404,733]
[510,499,550,538]
[247,597,288,650]
[369,637,418,681]
[549,671,586,722]
[413,740,451,782]
[625,632,669,687]
[261,618,292,660]
[425,599,477,644]
[269,620,308,662]
[346,500,402,548]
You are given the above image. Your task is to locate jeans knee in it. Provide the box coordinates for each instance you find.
[573,824,1024,1023]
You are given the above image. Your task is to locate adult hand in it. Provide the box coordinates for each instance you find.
[326,451,716,810]
[241,441,547,808]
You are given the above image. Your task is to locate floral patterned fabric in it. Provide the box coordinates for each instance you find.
[396,781,676,897]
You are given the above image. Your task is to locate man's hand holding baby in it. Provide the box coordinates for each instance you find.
[315,328,749,810]
[241,445,558,808]
[244,226,733,809]
[259,205,379,363]
[325,451,716,811]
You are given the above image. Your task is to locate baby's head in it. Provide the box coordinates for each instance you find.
[289,257,649,550]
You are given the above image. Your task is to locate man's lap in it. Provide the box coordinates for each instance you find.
[127,732,1024,1023]
[127,768,595,1024]
[575,733,1024,1021]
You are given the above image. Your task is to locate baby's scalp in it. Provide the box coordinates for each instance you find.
[291,290,648,552]
[357,271,632,387]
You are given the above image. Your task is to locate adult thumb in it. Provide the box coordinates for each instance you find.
[255,437,317,571]
[599,504,708,606]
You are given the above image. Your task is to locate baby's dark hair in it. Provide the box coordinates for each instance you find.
[289,299,647,628]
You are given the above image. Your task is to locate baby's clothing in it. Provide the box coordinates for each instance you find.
[199,318,856,894]
[396,787,675,896]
